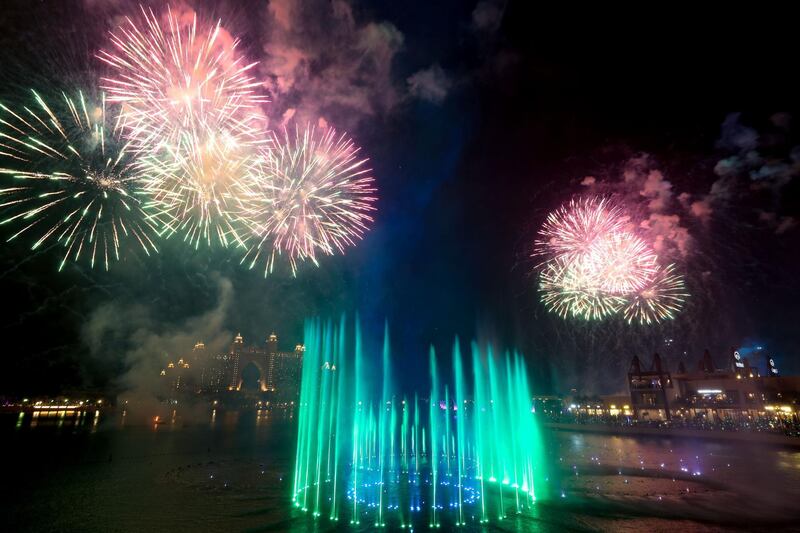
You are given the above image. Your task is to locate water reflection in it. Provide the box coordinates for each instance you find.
[9,404,298,434]
[2,409,800,532]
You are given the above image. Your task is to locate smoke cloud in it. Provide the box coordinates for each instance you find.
[471,1,505,33]
[581,153,693,258]
[260,0,404,130]
[716,112,759,151]
[685,113,800,235]
[82,275,234,415]
[407,64,452,104]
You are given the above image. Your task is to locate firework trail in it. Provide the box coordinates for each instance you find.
[97,5,268,248]
[239,125,377,276]
[534,196,687,324]
[0,90,160,270]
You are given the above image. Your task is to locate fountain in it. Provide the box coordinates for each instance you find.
[292,317,550,528]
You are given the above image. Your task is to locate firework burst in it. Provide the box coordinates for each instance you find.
[98,5,268,248]
[239,125,377,275]
[534,196,688,324]
[623,264,688,325]
[539,258,626,320]
[535,197,626,264]
[589,231,659,294]
[138,124,259,248]
[97,5,266,148]
[0,90,160,270]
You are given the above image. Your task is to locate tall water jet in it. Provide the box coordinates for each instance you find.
[292,316,550,528]
[453,338,466,526]
[350,318,362,524]
[428,345,440,528]
[377,322,391,527]
[472,341,488,523]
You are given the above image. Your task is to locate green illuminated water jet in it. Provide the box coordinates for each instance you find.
[292,317,550,528]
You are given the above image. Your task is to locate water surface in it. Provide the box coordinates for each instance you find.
[2,410,799,532]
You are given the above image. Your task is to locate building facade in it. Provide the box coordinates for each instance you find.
[161,332,304,399]
[627,348,798,422]
[273,344,305,400]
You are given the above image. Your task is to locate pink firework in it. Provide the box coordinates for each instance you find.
[97,5,268,248]
[239,125,377,276]
[535,196,626,265]
[97,5,266,147]
[587,230,659,294]
[534,196,688,323]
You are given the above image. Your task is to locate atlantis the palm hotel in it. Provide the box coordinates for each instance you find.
[625,348,799,422]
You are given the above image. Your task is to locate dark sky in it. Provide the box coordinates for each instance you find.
[1,1,799,396]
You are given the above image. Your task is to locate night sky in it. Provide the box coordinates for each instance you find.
[1,1,798,397]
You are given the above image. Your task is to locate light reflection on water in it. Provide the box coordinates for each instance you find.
[2,410,800,532]
[13,408,103,432]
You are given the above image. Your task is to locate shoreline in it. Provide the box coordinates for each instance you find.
[545,422,800,447]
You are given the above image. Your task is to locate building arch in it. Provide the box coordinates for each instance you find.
[234,350,269,392]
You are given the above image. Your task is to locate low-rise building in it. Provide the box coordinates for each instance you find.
[627,349,799,422]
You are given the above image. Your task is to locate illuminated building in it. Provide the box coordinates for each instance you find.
[229,333,244,390]
[273,344,305,400]
[532,395,563,416]
[265,333,278,391]
[184,332,304,398]
[627,353,673,420]
[562,394,634,418]
[160,356,192,392]
[627,348,799,421]
[192,341,206,361]
[192,341,212,391]
[199,348,231,394]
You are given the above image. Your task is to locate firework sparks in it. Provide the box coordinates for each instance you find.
[534,196,688,323]
[138,123,259,248]
[239,125,377,275]
[97,5,266,148]
[589,231,659,294]
[623,264,688,325]
[535,197,626,264]
[0,90,160,270]
[98,5,268,248]
[539,258,626,320]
